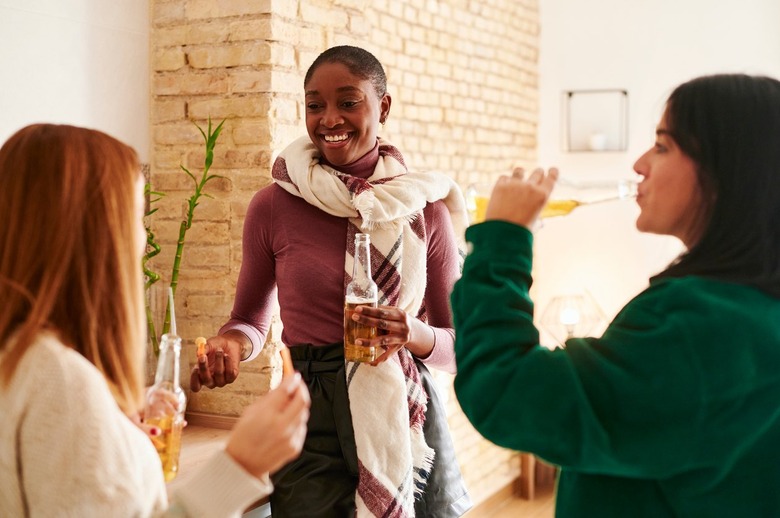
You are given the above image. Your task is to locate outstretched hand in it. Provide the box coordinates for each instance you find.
[190,334,242,392]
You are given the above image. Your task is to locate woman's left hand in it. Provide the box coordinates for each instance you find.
[130,388,186,442]
[143,386,181,420]
[352,305,429,365]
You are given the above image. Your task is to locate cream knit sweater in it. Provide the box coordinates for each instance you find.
[0,332,271,517]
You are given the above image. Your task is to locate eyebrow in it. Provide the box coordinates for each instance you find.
[656,128,672,137]
[305,86,362,97]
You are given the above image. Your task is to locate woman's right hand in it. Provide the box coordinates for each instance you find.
[226,373,310,478]
[190,333,245,392]
[485,167,558,228]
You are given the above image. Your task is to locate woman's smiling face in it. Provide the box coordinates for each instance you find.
[304,61,391,166]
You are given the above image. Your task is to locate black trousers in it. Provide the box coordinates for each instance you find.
[269,343,471,518]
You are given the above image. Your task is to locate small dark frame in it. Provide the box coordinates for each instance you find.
[564,89,628,152]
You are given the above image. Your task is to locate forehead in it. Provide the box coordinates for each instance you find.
[655,109,675,138]
[305,62,371,94]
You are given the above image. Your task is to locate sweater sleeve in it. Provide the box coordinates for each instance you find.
[452,221,705,478]
[417,200,461,373]
[220,186,278,361]
[168,451,272,517]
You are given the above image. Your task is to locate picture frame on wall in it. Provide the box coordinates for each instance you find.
[563,89,628,152]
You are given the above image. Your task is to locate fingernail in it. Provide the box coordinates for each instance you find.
[355,340,362,346]
[149,427,161,436]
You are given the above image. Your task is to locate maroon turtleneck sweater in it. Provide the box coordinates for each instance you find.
[220,143,460,372]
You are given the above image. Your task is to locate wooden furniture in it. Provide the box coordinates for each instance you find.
[518,453,557,500]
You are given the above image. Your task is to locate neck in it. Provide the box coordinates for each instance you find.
[321,141,379,179]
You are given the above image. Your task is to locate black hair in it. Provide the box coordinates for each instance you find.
[653,73,780,296]
[304,45,387,98]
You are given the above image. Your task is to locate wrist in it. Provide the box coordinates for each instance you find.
[407,320,435,359]
[223,330,253,361]
[239,341,252,361]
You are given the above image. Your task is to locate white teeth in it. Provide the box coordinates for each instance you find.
[324,134,348,143]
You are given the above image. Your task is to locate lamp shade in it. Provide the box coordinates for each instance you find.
[539,292,606,346]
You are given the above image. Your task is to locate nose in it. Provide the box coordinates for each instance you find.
[633,149,650,177]
[321,106,343,128]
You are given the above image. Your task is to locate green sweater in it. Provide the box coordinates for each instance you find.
[452,221,780,517]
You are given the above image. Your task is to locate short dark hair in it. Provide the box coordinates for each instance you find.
[304,45,387,98]
[654,74,780,296]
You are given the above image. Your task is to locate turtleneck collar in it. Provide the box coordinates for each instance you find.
[320,141,380,179]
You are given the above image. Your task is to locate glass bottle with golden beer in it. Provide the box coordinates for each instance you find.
[344,233,379,362]
[144,333,187,482]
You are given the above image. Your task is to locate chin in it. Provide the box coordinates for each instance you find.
[635,216,650,234]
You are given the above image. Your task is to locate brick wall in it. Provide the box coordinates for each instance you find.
[150,0,539,506]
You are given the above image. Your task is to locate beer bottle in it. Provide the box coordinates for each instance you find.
[344,233,379,362]
[144,333,187,481]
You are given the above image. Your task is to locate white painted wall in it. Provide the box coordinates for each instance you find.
[0,1,150,160]
[533,0,780,342]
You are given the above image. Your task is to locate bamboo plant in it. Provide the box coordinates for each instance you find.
[144,118,225,356]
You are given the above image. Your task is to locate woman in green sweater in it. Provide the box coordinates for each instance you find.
[452,74,780,516]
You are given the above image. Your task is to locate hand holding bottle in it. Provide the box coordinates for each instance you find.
[144,386,181,422]
[486,168,559,228]
[344,233,379,362]
[351,305,434,365]
[145,333,188,481]
[468,169,637,224]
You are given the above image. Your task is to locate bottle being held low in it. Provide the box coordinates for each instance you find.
[144,333,187,482]
[344,233,379,362]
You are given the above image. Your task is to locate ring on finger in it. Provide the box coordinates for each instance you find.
[381,337,389,346]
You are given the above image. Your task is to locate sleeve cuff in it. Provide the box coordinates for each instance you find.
[464,221,533,268]
[170,450,273,518]
[418,327,457,374]
[218,323,262,362]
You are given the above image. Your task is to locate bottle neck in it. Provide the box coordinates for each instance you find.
[352,235,372,286]
[347,234,377,302]
[155,333,182,388]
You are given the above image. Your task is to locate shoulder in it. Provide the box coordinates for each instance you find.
[246,183,292,229]
[249,182,312,214]
[9,332,105,397]
[249,182,278,210]
[423,199,453,227]
[6,332,131,433]
[638,275,768,307]
[616,276,774,328]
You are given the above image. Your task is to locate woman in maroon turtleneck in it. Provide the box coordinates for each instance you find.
[191,46,471,517]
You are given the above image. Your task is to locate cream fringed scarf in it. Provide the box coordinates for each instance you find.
[272,136,468,517]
